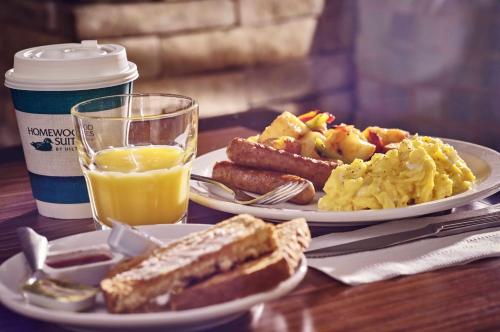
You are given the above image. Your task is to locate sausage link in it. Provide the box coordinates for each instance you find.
[226,137,339,188]
[212,161,315,205]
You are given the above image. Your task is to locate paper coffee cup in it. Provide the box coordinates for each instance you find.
[4,40,139,219]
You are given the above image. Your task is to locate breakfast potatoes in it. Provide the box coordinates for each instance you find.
[258,111,308,142]
[254,111,408,164]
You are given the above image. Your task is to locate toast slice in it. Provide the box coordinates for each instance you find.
[168,218,311,310]
[101,214,278,313]
[275,218,311,271]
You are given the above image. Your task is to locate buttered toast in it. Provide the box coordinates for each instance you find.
[101,214,278,313]
[169,218,310,310]
[101,215,310,313]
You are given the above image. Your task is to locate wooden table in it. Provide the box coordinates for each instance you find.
[1,112,500,331]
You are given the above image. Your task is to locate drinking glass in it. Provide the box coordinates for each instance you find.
[72,94,198,228]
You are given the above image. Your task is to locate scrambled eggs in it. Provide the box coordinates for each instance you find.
[318,136,476,211]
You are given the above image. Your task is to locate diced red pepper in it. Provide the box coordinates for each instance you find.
[298,110,335,125]
[326,113,335,124]
[298,110,319,122]
[367,131,385,153]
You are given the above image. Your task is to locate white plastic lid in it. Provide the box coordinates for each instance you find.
[107,220,163,257]
[4,40,139,91]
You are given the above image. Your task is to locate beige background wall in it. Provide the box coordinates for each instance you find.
[0,0,355,149]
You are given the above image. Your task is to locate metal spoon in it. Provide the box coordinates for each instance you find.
[17,227,48,286]
[17,227,99,311]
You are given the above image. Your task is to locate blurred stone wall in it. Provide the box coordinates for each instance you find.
[0,0,355,148]
[355,0,499,150]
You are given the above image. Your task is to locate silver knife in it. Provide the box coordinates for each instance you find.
[306,204,500,259]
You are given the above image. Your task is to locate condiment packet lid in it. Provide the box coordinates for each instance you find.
[107,221,163,257]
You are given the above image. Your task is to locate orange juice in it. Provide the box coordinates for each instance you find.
[85,145,190,226]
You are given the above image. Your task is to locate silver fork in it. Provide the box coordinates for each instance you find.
[191,174,308,205]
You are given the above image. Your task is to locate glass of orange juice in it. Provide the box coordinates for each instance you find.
[71,94,198,228]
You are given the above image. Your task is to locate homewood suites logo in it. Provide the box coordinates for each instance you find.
[27,127,76,152]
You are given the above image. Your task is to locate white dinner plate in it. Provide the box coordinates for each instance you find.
[190,138,500,226]
[0,224,307,332]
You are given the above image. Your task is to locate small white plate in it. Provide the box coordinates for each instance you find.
[0,224,307,332]
[190,138,500,226]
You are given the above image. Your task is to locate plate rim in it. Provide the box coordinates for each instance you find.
[0,224,307,327]
[190,138,500,225]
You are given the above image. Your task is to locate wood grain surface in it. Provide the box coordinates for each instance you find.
[1,118,499,332]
